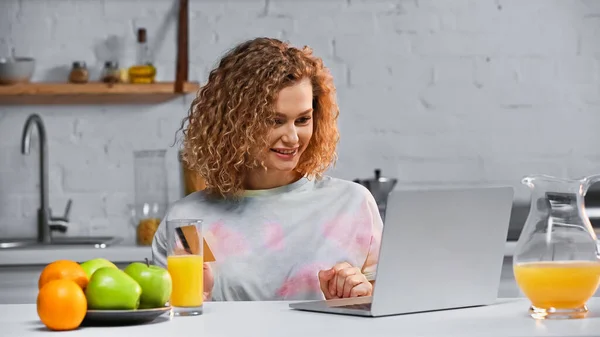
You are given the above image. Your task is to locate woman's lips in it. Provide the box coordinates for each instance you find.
[270,147,299,160]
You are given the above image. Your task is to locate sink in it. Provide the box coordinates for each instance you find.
[0,236,122,249]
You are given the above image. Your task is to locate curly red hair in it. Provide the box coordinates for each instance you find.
[179,37,340,198]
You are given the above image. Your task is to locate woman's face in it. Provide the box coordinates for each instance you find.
[263,77,314,173]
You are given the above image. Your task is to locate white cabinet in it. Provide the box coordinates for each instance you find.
[0,265,41,304]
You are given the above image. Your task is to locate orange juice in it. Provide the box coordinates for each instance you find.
[514,260,600,309]
[167,255,203,307]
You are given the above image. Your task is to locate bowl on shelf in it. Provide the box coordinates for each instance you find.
[0,57,35,85]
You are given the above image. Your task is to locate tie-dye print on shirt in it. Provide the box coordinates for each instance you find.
[151,176,383,301]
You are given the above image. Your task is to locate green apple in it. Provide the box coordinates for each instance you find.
[85,267,142,310]
[80,258,118,279]
[124,259,172,309]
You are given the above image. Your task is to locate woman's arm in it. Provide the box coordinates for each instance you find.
[318,190,384,299]
[361,192,384,283]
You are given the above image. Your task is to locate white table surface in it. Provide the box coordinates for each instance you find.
[5,298,600,337]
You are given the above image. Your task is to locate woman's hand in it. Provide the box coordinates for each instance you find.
[204,262,214,301]
[318,262,372,299]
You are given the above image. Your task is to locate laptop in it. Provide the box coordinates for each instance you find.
[289,186,514,317]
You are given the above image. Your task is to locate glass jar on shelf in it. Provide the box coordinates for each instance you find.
[101,61,121,84]
[68,61,89,84]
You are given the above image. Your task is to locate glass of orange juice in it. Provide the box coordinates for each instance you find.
[166,219,203,316]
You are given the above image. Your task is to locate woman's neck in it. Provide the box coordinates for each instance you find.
[244,169,303,191]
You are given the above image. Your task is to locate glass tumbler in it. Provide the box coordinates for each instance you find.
[166,219,204,316]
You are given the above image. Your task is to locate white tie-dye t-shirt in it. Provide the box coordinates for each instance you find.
[151,176,383,301]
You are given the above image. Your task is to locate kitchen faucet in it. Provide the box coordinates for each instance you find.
[21,114,72,244]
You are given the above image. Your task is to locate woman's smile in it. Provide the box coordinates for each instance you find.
[270,147,299,160]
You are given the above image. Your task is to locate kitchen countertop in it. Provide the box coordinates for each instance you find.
[4,298,600,336]
[0,241,519,267]
[0,244,152,266]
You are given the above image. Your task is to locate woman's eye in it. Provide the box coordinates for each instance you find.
[273,119,285,125]
[296,117,311,124]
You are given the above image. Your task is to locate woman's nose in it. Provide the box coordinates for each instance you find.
[282,125,299,144]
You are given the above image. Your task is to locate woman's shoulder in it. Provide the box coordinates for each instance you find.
[171,189,209,205]
[163,190,221,220]
[311,175,375,202]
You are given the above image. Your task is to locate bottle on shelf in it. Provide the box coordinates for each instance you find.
[128,28,157,84]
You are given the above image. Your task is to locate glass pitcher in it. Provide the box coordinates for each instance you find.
[513,174,600,320]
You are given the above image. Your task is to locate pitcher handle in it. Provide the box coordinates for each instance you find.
[581,174,600,196]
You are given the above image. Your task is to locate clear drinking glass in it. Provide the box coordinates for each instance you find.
[166,219,204,316]
[513,174,600,320]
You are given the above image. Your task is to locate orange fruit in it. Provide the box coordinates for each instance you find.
[37,279,87,331]
[38,260,89,290]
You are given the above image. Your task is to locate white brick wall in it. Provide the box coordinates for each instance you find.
[1,0,600,240]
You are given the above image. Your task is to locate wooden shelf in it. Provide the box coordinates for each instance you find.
[0,82,200,105]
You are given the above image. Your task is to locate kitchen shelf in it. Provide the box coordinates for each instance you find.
[0,82,200,105]
[1,0,194,107]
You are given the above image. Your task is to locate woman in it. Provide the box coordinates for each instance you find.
[152,37,383,302]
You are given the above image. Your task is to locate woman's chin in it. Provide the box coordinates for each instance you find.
[271,164,299,172]
[266,159,301,173]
